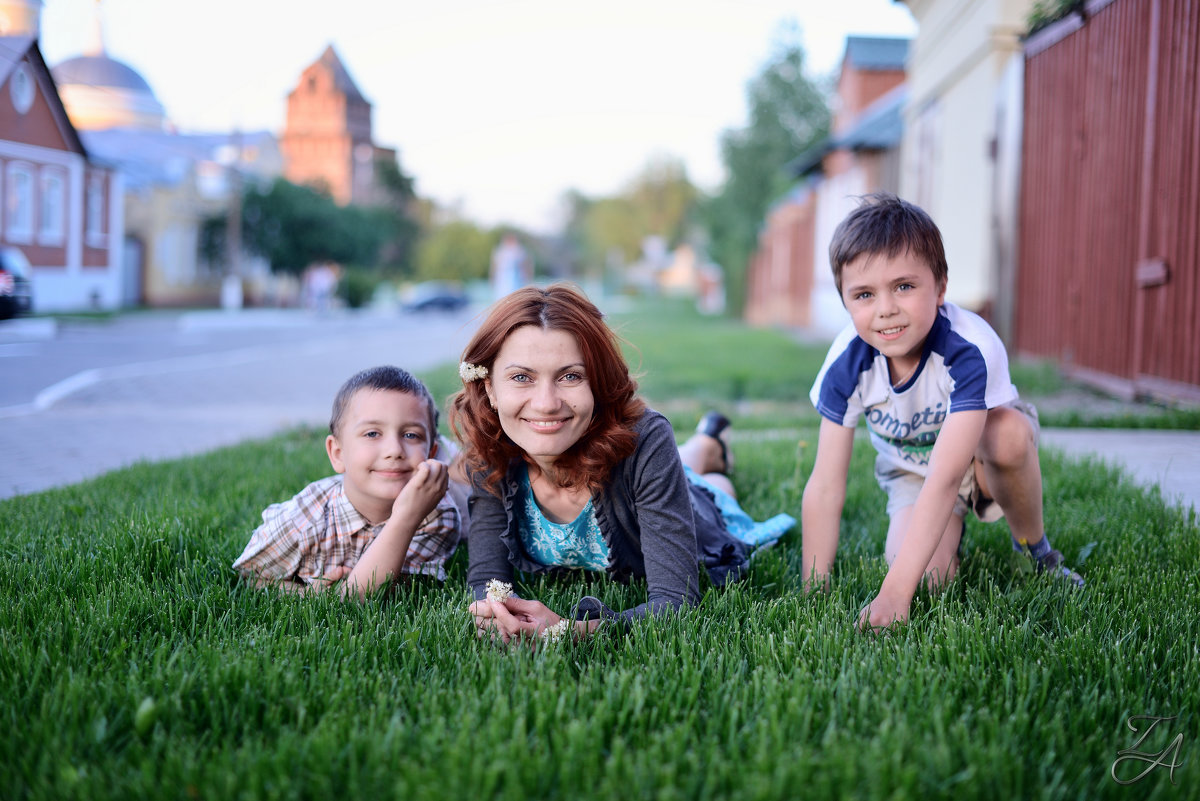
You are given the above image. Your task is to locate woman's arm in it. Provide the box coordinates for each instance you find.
[616,412,702,622]
[464,480,516,597]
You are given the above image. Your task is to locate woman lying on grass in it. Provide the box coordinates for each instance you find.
[451,283,794,645]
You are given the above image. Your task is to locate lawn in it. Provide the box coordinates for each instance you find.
[3,298,1197,800]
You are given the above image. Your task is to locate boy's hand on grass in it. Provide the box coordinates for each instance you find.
[857,591,909,633]
[306,565,353,594]
[391,459,448,526]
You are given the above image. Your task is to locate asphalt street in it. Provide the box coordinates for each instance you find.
[0,306,480,499]
[1,308,1198,513]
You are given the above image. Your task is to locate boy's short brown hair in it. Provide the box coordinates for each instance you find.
[829,193,948,295]
[329,365,437,437]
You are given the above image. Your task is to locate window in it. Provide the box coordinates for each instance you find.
[87,174,105,245]
[6,163,33,243]
[39,168,65,245]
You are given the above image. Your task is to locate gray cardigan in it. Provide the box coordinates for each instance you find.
[466,409,701,622]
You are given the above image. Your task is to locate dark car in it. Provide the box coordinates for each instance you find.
[0,246,33,320]
[401,281,469,313]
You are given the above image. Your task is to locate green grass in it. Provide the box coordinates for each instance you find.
[3,298,1198,800]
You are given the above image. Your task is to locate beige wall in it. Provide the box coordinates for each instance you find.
[900,0,1034,313]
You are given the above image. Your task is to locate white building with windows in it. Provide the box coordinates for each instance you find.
[0,34,121,311]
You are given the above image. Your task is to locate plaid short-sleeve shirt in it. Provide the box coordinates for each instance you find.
[232,475,460,584]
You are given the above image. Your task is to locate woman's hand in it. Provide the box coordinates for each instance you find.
[470,596,560,643]
[470,596,606,645]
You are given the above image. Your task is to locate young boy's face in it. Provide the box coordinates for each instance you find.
[840,250,946,378]
[325,388,437,521]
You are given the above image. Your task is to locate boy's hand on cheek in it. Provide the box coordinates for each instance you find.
[391,459,448,524]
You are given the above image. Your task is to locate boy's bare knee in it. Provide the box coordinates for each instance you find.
[980,407,1035,467]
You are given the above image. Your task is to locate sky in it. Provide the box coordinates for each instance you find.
[38,0,916,234]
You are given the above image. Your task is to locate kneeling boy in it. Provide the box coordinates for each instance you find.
[802,193,1083,631]
[233,365,460,598]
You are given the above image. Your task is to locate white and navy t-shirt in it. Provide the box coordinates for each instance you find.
[809,302,1019,476]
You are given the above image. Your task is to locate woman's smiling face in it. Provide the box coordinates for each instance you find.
[484,325,595,473]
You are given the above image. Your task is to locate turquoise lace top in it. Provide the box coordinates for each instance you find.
[517,466,611,571]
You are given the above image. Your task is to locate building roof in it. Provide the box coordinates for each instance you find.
[0,36,88,157]
[79,128,278,190]
[316,45,366,104]
[789,84,908,177]
[0,33,36,81]
[842,36,909,71]
[51,54,156,94]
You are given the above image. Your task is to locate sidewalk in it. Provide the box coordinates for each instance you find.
[1039,428,1200,514]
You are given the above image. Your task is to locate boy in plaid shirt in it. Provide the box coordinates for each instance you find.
[233,366,461,597]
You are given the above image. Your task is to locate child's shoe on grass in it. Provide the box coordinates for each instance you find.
[1014,534,1085,588]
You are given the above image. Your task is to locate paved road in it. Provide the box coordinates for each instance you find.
[2,309,1198,514]
[0,307,479,499]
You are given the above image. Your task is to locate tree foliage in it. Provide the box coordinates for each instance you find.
[414,219,498,282]
[560,155,700,280]
[235,178,390,274]
[702,26,830,314]
[373,157,422,275]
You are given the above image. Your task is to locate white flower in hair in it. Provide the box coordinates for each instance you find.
[485,579,512,602]
[459,362,489,382]
[541,619,571,644]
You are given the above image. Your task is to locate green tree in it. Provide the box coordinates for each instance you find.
[702,25,830,315]
[373,157,421,275]
[236,178,390,274]
[559,157,699,282]
[626,155,698,247]
[414,219,497,282]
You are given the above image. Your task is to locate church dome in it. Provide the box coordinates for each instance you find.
[51,51,167,132]
[49,4,168,133]
[53,54,156,95]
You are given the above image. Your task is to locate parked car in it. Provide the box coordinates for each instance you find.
[0,246,32,320]
[401,281,469,313]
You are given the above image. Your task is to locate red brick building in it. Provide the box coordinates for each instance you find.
[280,45,396,206]
[746,37,908,337]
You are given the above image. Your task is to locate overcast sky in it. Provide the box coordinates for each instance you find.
[39,0,916,233]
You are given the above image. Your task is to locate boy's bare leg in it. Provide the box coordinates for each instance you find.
[884,506,962,589]
[678,434,736,498]
[974,406,1044,545]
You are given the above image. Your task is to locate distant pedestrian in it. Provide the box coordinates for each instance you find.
[304,261,339,312]
[489,233,531,300]
[803,193,1083,633]
[232,365,465,597]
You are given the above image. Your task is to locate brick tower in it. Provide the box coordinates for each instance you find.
[280,45,395,206]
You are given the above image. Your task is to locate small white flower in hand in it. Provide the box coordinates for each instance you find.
[541,619,570,644]
[485,579,512,603]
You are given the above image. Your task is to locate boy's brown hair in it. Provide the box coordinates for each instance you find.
[329,365,438,438]
[828,193,948,296]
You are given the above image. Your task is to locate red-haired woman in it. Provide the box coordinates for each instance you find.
[450,284,794,643]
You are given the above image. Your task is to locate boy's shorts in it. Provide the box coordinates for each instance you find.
[874,400,1040,523]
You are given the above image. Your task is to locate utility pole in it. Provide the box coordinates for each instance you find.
[222,129,244,309]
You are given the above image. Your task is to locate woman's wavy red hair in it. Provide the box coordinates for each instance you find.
[449,283,645,495]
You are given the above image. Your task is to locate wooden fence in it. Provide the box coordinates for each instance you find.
[1017,0,1200,402]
